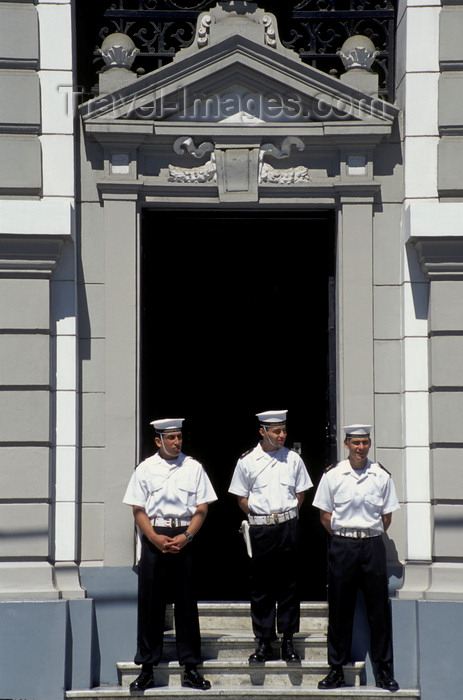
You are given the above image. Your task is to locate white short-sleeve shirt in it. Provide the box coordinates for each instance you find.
[312,458,400,532]
[123,451,217,520]
[228,443,313,515]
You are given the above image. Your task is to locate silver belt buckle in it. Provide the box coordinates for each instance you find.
[356,529,369,538]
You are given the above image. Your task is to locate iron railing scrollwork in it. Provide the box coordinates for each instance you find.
[78,0,395,101]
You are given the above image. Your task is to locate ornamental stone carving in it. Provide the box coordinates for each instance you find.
[167,135,310,187]
[260,137,306,160]
[260,163,310,184]
[337,35,378,72]
[259,137,309,184]
[197,15,213,47]
[173,137,214,159]
[168,156,217,183]
[97,32,139,70]
[263,15,277,48]
[190,1,283,55]
[169,137,216,183]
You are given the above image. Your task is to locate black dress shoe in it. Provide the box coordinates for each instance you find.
[318,666,345,689]
[281,638,301,662]
[182,665,211,690]
[376,665,400,691]
[249,639,273,663]
[129,667,155,691]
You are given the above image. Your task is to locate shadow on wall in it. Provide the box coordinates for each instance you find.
[79,566,138,687]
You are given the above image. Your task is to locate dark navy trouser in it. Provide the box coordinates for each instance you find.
[327,534,393,667]
[135,527,201,666]
[249,517,300,640]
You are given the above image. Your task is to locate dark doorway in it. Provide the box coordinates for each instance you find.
[140,209,335,601]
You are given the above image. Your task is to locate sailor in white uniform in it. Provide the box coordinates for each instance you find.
[123,418,217,691]
[229,410,312,664]
[313,424,400,691]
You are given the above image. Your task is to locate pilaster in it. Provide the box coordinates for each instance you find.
[337,194,375,448]
[102,193,139,566]
[405,234,463,600]
[0,234,83,600]
[396,0,441,595]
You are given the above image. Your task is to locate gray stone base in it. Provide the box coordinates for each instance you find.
[1,569,462,700]
[0,598,93,700]
[392,599,463,700]
[0,567,137,700]
[79,566,138,685]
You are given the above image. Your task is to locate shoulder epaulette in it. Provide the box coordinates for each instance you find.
[241,448,252,457]
[324,463,337,472]
[378,462,391,475]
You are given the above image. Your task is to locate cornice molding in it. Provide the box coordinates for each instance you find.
[96,176,380,202]
[409,237,463,280]
[0,235,65,278]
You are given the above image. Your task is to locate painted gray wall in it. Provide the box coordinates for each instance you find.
[0,2,41,194]
[429,279,463,567]
[439,3,463,196]
[0,276,51,562]
[419,264,463,597]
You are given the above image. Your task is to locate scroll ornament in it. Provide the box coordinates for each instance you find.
[259,137,310,184]
[197,15,213,48]
[168,137,216,183]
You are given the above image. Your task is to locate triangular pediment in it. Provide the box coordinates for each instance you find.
[81,4,401,203]
[82,25,397,132]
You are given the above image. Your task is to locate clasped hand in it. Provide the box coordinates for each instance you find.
[154,533,186,554]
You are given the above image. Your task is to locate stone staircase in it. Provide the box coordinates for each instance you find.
[66,602,420,700]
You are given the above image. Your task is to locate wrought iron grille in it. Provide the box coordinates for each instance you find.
[77,0,396,101]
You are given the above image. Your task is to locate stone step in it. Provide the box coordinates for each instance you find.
[161,630,327,661]
[67,686,420,700]
[195,602,328,634]
[65,602,420,700]
[117,659,362,689]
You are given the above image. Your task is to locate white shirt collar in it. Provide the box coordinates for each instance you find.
[153,451,185,467]
[341,457,372,475]
[255,442,283,460]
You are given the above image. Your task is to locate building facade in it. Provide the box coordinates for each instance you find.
[0,1,462,699]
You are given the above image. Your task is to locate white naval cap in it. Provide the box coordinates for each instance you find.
[256,410,288,426]
[343,424,372,437]
[150,418,184,434]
